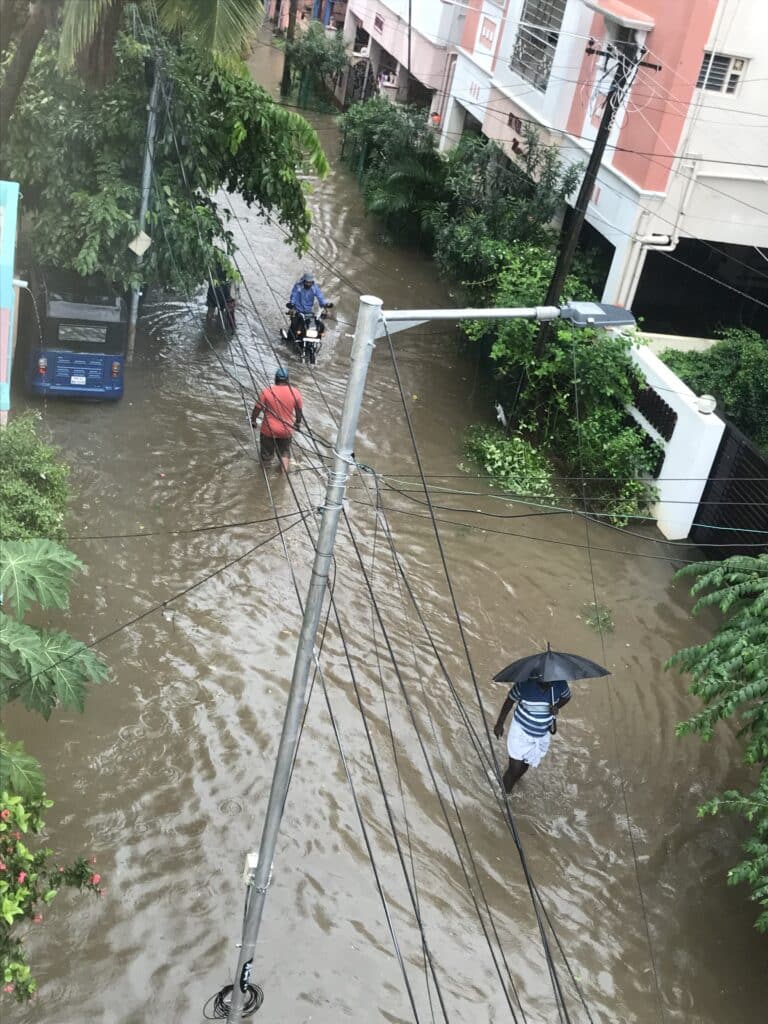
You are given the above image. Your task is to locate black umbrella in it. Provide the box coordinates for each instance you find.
[493,642,610,684]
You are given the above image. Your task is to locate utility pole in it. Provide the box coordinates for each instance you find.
[126,58,161,363]
[280,0,299,97]
[225,294,382,1020]
[219,297,635,1020]
[534,39,658,357]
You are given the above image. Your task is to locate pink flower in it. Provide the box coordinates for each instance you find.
[89,873,101,886]
[33,914,43,923]
[17,871,27,884]
[0,809,10,821]
[3,983,14,993]
[11,831,20,841]
[90,856,97,865]
[59,866,65,873]
[0,861,6,871]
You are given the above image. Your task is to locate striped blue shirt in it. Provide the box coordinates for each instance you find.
[510,679,571,737]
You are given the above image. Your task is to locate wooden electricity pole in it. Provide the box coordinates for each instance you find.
[534,40,659,357]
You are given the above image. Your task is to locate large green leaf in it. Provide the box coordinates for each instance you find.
[0,539,84,618]
[0,732,45,798]
[0,615,106,718]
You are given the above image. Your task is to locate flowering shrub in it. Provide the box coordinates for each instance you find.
[0,792,102,1002]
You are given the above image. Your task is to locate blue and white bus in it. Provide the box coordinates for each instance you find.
[26,269,128,400]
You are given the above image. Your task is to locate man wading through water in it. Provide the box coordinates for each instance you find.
[494,672,571,792]
[251,368,303,473]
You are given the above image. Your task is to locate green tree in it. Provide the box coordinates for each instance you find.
[0,419,106,1005]
[0,416,106,795]
[0,415,68,542]
[3,28,327,292]
[466,244,659,522]
[339,99,447,245]
[285,20,346,105]
[660,328,768,451]
[431,130,581,298]
[669,555,768,931]
[0,0,265,139]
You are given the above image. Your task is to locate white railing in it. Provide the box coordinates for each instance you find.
[628,344,725,540]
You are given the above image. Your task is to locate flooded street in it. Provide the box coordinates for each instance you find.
[9,37,768,1024]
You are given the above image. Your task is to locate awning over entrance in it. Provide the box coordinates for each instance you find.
[583,0,655,31]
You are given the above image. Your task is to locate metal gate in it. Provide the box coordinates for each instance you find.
[690,422,768,556]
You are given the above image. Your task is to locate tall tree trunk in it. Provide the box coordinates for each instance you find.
[279,0,298,97]
[0,0,57,146]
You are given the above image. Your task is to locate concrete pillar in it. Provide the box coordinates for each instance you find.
[439,96,465,152]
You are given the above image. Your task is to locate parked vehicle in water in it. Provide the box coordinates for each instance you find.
[280,303,333,365]
[25,269,128,400]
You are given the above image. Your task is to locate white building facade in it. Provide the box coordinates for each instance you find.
[439,0,768,315]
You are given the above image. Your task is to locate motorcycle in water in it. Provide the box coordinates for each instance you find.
[280,302,333,365]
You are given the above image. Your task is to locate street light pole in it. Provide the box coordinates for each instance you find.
[225,294,382,1020]
[221,297,634,1019]
[126,58,161,364]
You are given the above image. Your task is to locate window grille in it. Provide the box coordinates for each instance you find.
[509,0,566,92]
[696,51,746,94]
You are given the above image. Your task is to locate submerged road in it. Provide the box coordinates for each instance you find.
[9,33,768,1024]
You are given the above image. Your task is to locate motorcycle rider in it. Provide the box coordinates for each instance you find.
[287,271,331,351]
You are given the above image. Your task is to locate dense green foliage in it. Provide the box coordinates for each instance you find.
[1,791,103,1002]
[340,100,654,521]
[660,328,768,450]
[340,99,444,245]
[0,415,68,541]
[3,24,327,292]
[463,426,554,498]
[0,421,107,1003]
[0,417,106,798]
[669,555,768,931]
[0,0,266,139]
[466,245,659,522]
[285,21,347,104]
[431,130,581,300]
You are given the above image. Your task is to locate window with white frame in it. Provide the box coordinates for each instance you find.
[509,0,566,92]
[696,51,747,94]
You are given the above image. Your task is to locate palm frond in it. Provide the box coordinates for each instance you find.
[58,0,117,70]
[158,0,264,58]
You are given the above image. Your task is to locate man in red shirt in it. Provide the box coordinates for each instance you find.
[251,368,304,473]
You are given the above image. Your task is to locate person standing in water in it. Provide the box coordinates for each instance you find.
[494,672,571,792]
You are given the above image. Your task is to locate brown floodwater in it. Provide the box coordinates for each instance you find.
[7,31,767,1024]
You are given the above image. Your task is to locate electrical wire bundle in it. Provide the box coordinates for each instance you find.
[55,11,768,1019]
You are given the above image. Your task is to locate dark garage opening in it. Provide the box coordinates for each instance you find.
[633,238,768,336]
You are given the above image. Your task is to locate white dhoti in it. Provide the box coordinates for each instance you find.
[507,718,551,767]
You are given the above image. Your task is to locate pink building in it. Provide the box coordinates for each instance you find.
[441,0,768,333]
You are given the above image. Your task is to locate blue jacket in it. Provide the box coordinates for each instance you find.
[290,280,326,315]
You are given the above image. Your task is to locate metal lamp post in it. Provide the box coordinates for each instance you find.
[223,296,635,1019]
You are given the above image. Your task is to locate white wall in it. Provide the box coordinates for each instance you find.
[628,0,768,250]
[628,344,725,540]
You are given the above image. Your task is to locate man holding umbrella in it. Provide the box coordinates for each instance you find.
[492,644,609,793]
